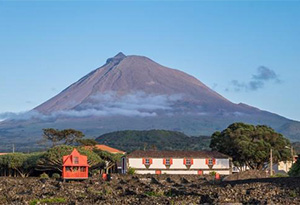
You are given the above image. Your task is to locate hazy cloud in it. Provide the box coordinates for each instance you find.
[227,66,281,92]
[0,92,183,121]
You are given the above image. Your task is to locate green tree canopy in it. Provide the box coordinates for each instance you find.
[92,149,124,174]
[76,139,98,146]
[0,152,43,177]
[37,145,103,173]
[289,159,300,177]
[42,128,84,147]
[210,122,292,170]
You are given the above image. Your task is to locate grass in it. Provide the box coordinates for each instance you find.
[145,191,164,197]
[29,197,67,205]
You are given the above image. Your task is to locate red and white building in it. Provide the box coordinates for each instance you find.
[122,150,232,175]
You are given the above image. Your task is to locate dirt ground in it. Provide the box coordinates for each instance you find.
[0,174,299,204]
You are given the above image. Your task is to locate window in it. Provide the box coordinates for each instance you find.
[145,158,150,165]
[80,167,86,172]
[74,157,79,164]
[208,159,213,166]
[66,166,72,172]
[165,159,170,165]
[186,159,191,165]
[73,167,78,172]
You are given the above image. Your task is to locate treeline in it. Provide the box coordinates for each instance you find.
[95,129,211,152]
[0,129,123,178]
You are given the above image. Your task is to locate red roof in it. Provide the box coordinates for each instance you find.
[63,148,89,167]
[85,144,125,154]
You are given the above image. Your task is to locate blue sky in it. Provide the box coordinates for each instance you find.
[0,1,300,121]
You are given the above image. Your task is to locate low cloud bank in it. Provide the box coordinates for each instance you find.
[0,92,183,121]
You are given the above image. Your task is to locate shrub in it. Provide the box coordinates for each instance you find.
[52,173,60,179]
[289,160,300,177]
[40,173,49,179]
[29,197,66,205]
[127,167,135,175]
[271,173,288,178]
[209,171,216,176]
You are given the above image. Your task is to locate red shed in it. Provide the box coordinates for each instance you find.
[62,148,89,179]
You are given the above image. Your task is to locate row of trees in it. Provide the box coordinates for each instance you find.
[0,128,124,177]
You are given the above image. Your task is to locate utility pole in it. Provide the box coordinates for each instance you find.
[12,144,15,153]
[270,148,273,177]
[291,146,294,164]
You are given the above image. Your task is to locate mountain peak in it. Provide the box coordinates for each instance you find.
[106,52,126,64]
[114,52,126,58]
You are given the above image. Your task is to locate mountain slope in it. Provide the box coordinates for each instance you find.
[35,52,234,114]
[0,52,299,152]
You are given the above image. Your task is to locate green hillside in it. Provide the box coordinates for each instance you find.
[95,129,211,152]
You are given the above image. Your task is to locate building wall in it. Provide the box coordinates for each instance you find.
[134,169,230,175]
[126,157,231,175]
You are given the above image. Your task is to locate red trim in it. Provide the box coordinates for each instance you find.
[142,158,146,164]
[149,158,153,165]
[183,158,186,165]
[213,158,216,165]
[190,158,194,165]
[170,158,173,165]
[198,170,203,175]
[205,159,209,165]
[163,158,166,165]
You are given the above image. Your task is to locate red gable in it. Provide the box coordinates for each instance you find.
[63,148,89,167]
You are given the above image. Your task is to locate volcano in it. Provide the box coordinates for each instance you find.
[0,52,299,151]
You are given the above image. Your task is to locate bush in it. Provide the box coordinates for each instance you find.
[209,171,216,176]
[29,197,66,205]
[127,167,135,175]
[40,173,49,179]
[52,173,60,179]
[289,160,300,177]
[271,173,288,178]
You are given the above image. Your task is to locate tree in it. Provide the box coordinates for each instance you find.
[42,128,84,147]
[77,139,98,146]
[210,122,292,170]
[0,152,43,177]
[92,149,124,174]
[37,145,103,173]
[42,128,64,147]
[289,159,300,177]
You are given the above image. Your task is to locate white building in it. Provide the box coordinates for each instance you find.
[122,150,232,175]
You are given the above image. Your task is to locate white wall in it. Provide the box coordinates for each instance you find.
[126,157,231,175]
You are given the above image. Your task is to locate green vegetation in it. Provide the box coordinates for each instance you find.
[37,145,104,173]
[29,197,67,205]
[0,152,43,177]
[40,173,49,179]
[92,148,123,173]
[271,173,288,178]
[127,167,135,175]
[210,123,292,170]
[77,138,98,146]
[145,191,164,197]
[96,129,211,152]
[52,173,60,179]
[209,171,216,176]
[41,128,84,147]
[289,159,300,177]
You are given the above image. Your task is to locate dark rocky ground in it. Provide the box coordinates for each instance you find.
[0,175,300,204]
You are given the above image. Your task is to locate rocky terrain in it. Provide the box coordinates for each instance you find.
[0,175,299,204]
